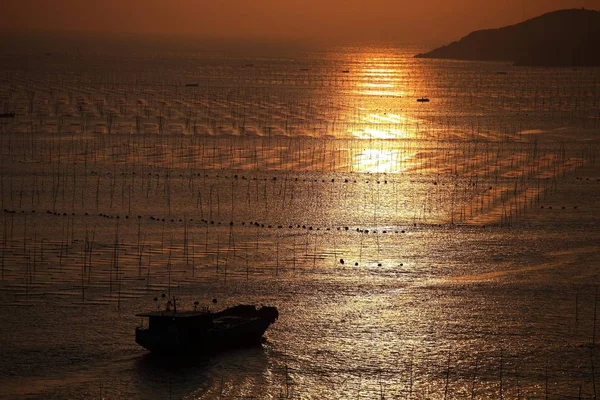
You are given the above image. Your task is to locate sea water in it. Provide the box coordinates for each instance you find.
[0,37,599,399]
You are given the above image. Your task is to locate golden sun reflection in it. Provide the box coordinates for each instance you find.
[353,148,414,173]
[355,63,405,97]
[349,113,411,139]
[360,83,395,88]
[357,89,404,97]
[351,127,407,139]
[363,68,396,75]
[338,51,421,172]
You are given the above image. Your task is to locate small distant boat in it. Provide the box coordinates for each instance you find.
[135,300,279,355]
[0,112,15,118]
[496,71,508,75]
[185,83,199,87]
[342,69,350,73]
[417,97,430,103]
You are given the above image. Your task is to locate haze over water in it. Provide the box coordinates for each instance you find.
[0,35,599,399]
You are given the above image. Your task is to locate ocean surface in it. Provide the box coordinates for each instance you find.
[0,37,599,399]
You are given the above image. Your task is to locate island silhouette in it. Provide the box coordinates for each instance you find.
[415,8,600,67]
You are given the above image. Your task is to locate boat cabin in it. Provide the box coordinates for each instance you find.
[136,311,213,333]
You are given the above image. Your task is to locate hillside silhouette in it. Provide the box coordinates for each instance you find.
[415,9,600,66]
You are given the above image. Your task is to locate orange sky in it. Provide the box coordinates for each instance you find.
[2,0,598,44]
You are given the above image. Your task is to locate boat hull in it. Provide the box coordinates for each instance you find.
[135,305,278,355]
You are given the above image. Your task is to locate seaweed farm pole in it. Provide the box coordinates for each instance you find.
[218,375,224,400]
[332,232,337,267]
[470,356,478,400]
[25,254,30,299]
[275,233,279,275]
[515,369,521,400]
[197,188,204,217]
[594,286,598,346]
[116,227,122,311]
[216,233,220,274]
[544,358,549,400]
[245,244,249,282]
[576,287,580,327]
[591,344,597,400]
[379,370,384,400]
[499,349,503,400]
[81,248,86,301]
[138,217,143,277]
[230,178,234,221]
[443,351,451,400]
[146,252,152,290]
[167,240,172,298]
[408,347,414,400]
[224,245,227,285]
[284,357,291,398]
[110,220,119,293]
[230,223,236,258]
[313,232,317,269]
[191,236,195,278]
[0,153,3,211]
[292,235,296,272]
[216,185,220,219]
[184,219,189,270]
[2,214,6,280]
[88,231,95,284]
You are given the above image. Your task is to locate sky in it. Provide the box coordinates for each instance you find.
[2,0,598,45]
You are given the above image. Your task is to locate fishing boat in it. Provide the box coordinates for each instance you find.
[135,300,279,355]
[416,97,430,102]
